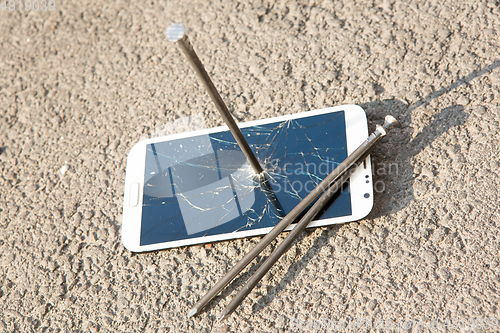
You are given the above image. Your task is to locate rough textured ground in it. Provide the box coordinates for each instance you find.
[1,0,500,332]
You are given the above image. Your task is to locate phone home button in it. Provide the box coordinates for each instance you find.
[129,183,140,207]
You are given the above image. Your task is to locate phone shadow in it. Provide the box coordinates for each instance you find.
[241,60,499,320]
[362,100,468,220]
[242,101,469,321]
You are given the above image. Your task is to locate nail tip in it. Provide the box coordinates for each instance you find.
[217,312,228,323]
[187,308,197,319]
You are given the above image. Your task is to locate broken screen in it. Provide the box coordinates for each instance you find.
[140,110,351,246]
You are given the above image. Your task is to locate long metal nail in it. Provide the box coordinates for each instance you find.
[166,23,263,175]
[190,115,401,319]
[217,115,402,321]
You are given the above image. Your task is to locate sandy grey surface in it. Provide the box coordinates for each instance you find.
[1,0,500,332]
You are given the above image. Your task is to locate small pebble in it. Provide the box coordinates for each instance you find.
[474,105,487,115]
[421,166,433,177]
[83,210,94,219]
[457,96,470,105]
[60,165,69,175]
[358,224,371,237]
[26,184,37,192]
[367,299,378,311]
[5,171,16,180]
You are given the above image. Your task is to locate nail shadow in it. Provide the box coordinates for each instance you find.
[248,226,338,314]
[246,59,498,316]
[364,102,468,219]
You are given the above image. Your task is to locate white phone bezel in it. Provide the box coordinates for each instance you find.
[122,105,373,252]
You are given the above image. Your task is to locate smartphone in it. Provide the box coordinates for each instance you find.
[122,105,373,252]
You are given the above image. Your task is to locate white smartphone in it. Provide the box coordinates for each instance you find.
[122,105,373,252]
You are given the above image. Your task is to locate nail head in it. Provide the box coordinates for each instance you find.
[166,23,186,42]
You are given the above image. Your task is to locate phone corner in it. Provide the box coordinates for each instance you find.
[121,225,141,253]
[356,195,374,221]
[350,104,368,119]
[121,238,143,253]
[126,140,145,161]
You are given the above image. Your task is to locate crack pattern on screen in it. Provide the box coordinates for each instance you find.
[139,111,353,246]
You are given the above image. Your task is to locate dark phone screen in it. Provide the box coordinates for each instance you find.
[140,111,351,246]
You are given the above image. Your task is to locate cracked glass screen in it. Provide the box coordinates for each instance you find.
[140,111,351,246]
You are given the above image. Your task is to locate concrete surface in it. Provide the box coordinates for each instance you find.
[1,0,500,332]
